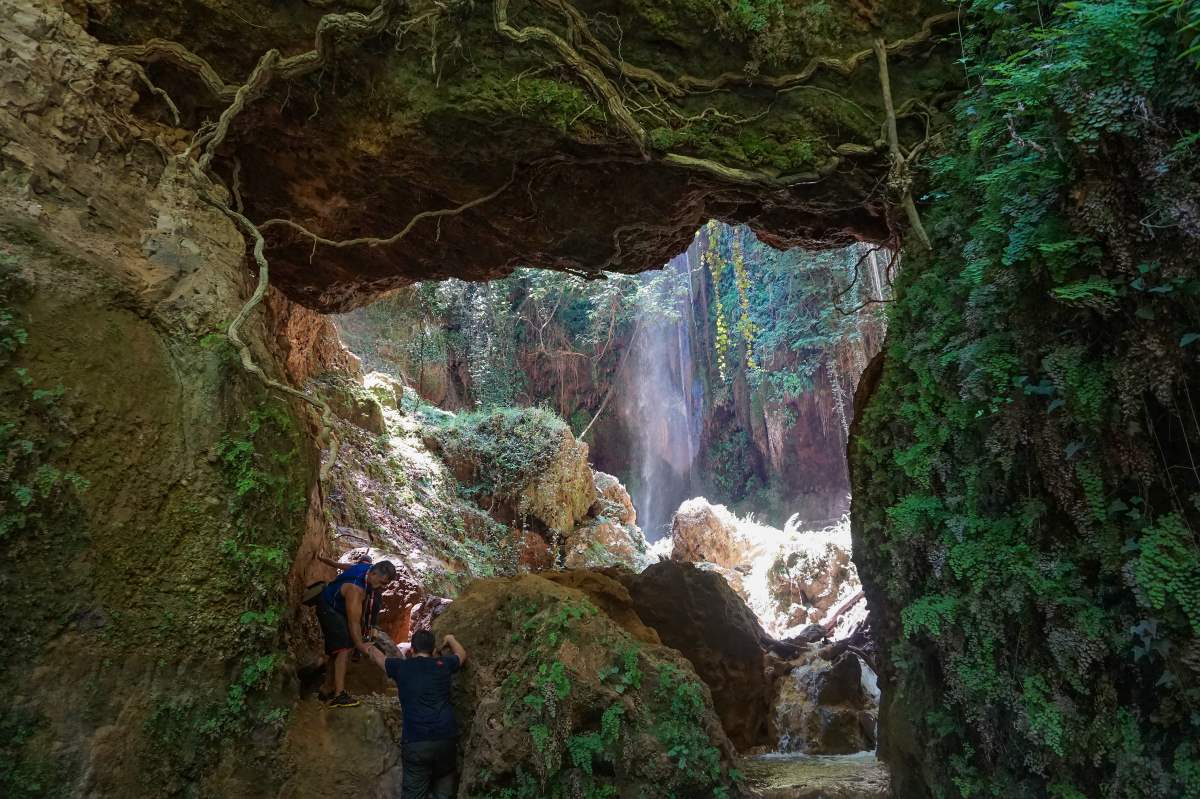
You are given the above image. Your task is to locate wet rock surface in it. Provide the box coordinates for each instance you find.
[741,753,890,799]
[771,651,879,755]
[767,537,858,629]
[592,471,637,526]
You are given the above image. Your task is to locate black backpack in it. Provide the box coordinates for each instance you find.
[302,580,327,607]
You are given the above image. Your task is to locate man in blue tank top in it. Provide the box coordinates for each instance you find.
[365,629,467,799]
[315,558,397,708]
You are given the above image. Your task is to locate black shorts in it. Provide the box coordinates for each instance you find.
[316,598,353,655]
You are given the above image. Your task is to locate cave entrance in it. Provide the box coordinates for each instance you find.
[332,220,889,757]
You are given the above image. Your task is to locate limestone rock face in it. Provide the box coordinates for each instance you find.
[670,497,751,569]
[277,698,404,799]
[317,373,388,435]
[265,291,362,385]
[432,573,738,798]
[771,651,879,755]
[563,516,645,569]
[767,538,858,628]
[593,471,637,526]
[615,560,772,750]
[0,3,343,794]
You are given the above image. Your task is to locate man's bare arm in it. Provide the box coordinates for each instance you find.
[317,554,347,571]
[364,645,387,672]
[343,584,368,652]
[441,634,467,665]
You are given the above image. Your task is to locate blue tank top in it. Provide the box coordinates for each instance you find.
[321,562,371,615]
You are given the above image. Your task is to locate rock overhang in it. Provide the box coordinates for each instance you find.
[92,0,959,310]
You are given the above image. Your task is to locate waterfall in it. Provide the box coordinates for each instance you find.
[619,251,701,540]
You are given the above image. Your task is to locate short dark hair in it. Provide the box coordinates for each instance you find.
[369,560,397,581]
[411,629,435,654]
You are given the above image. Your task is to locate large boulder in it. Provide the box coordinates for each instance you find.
[362,370,405,411]
[316,373,388,435]
[563,517,646,570]
[615,560,772,750]
[592,471,637,526]
[431,408,597,535]
[670,497,751,570]
[563,471,647,569]
[433,573,739,798]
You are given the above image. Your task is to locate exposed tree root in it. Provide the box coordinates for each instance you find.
[126,62,181,125]
[113,0,402,141]
[199,49,281,170]
[111,38,240,103]
[673,11,958,93]
[114,0,952,198]
[492,0,954,187]
[183,160,343,483]
[661,152,842,187]
[526,1,956,97]
[874,38,931,251]
[494,0,648,155]
[258,167,517,250]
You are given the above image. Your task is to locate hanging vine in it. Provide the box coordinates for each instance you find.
[701,222,731,382]
[730,230,759,372]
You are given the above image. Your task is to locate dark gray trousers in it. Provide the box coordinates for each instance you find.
[401,738,457,799]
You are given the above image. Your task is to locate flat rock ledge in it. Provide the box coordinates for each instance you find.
[740,752,889,799]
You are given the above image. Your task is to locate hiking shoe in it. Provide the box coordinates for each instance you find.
[326,691,360,708]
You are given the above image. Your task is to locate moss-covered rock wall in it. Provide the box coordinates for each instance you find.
[0,7,332,793]
[849,3,1200,796]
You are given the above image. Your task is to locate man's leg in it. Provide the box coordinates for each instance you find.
[332,649,350,694]
[429,738,457,799]
[315,599,355,703]
[401,742,434,799]
[319,657,335,695]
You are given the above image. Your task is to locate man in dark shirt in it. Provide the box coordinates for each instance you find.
[365,629,467,799]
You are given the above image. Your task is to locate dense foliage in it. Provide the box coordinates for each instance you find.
[696,222,886,515]
[699,222,884,401]
[851,2,1200,796]
[338,267,686,414]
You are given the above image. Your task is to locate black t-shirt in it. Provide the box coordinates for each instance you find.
[385,654,460,742]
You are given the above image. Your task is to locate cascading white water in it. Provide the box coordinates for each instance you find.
[619,249,703,539]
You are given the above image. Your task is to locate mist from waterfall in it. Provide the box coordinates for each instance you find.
[619,248,703,540]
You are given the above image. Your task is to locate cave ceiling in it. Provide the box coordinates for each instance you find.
[94,0,959,311]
